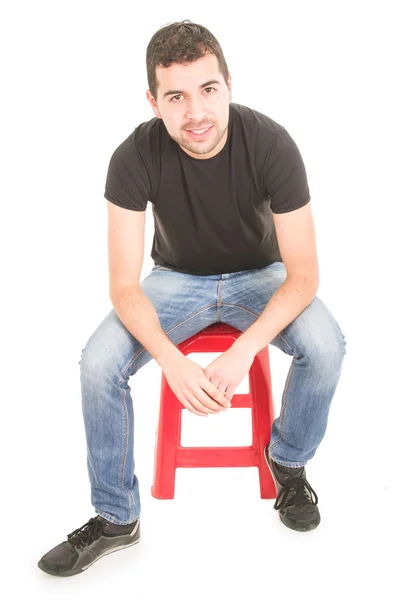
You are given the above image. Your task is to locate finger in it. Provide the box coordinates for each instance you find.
[185,390,222,414]
[217,385,228,396]
[195,388,228,412]
[208,378,228,397]
[205,375,229,406]
[209,378,227,396]
[202,380,231,408]
[220,388,233,404]
[182,396,209,416]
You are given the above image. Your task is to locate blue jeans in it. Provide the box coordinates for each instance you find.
[79,262,346,525]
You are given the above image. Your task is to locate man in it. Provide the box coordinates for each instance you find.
[38,20,346,577]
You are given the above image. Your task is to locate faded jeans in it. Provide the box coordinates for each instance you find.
[78,262,347,525]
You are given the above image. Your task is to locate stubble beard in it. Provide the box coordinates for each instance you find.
[174,123,228,156]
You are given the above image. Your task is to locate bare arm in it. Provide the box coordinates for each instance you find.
[111,284,183,368]
[107,200,231,414]
[107,200,181,368]
[234,202,319,355]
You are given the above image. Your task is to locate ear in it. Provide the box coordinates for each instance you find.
[227,73,232,102]
[146,89,161,118]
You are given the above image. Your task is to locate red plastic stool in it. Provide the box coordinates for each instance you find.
[151,323,277,499]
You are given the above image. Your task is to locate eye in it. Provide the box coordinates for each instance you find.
[170,87,216,102]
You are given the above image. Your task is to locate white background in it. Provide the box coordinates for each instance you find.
[2,0,395,597]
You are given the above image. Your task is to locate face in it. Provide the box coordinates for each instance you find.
[146,53,232,160]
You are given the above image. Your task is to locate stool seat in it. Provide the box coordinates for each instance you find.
[151,323,277,499]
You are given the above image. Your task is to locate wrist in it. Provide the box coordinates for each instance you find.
[232,336,259,358]
[154,344,185,370]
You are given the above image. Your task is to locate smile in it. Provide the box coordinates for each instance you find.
[186,126,213,139]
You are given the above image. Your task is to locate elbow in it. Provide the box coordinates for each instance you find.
[288,271,319,298]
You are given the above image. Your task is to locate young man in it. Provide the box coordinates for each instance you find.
[38,20,346,577]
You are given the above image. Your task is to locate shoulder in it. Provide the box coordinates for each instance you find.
[230,102,283,139]
[134,115,163,145]
[110,115,161,162]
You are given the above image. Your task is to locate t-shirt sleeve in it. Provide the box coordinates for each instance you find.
[104,132,150,211]
[263,126,311,214]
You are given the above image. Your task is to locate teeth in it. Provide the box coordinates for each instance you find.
[190,127,210,134]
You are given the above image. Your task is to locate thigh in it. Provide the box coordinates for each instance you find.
[221,262,288,335]
[79,267,220,378]
[221,262,346,359]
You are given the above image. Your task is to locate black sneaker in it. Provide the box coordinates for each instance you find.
[265,444,320,531]
[37,515,140,577]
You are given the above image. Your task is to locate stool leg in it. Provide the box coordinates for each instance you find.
[151,374,181,499]
[250,348,277,499]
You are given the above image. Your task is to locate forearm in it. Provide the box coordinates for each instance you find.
[233,275,318,356]
[110,286,183,368]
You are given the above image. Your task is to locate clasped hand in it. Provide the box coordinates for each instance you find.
[163,344,256,416]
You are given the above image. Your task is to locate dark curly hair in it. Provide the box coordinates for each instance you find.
[146,20,230,102]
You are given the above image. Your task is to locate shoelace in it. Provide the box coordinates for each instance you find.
[67,517,105,550]
[274,475,318,511]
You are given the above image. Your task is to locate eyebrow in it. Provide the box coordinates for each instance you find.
[162,79,221,99]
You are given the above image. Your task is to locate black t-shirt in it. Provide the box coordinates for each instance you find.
[104,102,311,276]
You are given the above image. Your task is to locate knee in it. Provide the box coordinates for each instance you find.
[78,310,134,383]
[306,322,346,369]
[296,299,347,365]
[78,342,118,381]
[320,330,346,366]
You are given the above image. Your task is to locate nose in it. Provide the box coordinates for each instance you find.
[186,96,206,123]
